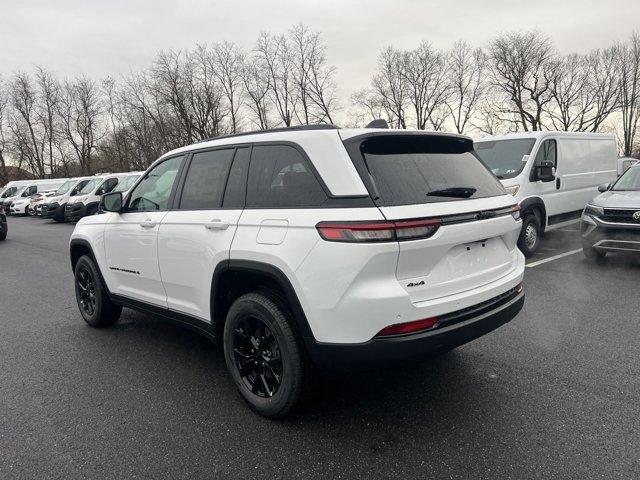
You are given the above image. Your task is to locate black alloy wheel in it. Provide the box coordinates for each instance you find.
[232,316,283,398]
[76,266,97,318]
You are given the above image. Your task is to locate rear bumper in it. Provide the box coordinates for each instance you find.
[581,215,640,253]
[308,288,524,371]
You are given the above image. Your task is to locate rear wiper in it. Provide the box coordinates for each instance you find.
[426,187,477,199]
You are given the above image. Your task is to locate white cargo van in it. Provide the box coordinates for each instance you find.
[2,179,69,215]
[475,132,617,255]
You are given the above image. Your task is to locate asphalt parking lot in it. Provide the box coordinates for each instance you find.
[1,216,640,479]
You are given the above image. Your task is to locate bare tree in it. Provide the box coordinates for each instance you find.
[212,41,245,133]
[402,42,451,130]
[35,67,63,174]
[0,77,9,183]
[256,32,296,126]
[372,47,408,129]
[489,31,556,131]
[8,72,48,177]
[446,41,486,134]
[349,88,395,126]
[57,77,104,175]
[547,49,620,132]
[242,60,272,130]
[618,32,640,156]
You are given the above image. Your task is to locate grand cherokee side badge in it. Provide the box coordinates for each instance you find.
[406,280,425,288]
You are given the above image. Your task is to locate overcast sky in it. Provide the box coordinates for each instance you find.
[1,0,638,107]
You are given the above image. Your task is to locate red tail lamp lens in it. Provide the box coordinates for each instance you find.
[316,218,441,243]
[376,317,439,337]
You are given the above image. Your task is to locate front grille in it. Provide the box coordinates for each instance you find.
[438,285,522,328]
[602,209,640,224]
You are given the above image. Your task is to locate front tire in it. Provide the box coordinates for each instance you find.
[74,255,122,327]
[223,292,309,418]
[518,212,542,257]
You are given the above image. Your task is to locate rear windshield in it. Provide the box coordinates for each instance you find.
[356,135,506,206]
[474,139,535,179]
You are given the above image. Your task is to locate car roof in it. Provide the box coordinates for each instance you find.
[159,126,471,197]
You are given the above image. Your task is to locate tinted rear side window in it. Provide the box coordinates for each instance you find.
[180,148,235,209]
[247,145,327,208]
[359,136,506,206]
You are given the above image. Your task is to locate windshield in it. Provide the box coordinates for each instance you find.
[80,178,102,194]
[56,179,76,195]
[112,175,140,193]
[1,186,17,198]
[357,135,506,206]
[474,139,536,179]
[612,167,640,191]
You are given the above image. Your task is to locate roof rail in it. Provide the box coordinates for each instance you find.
[196,124,339,144]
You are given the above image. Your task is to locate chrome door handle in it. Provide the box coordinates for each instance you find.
[204,219,230,230]
[140,220,157,229]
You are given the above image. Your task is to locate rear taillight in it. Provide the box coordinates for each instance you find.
[376,317,439,337]
[316,218,441,243]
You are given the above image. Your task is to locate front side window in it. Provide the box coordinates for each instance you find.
[612,167,640,191]
[358,135,506,206]
[247,145,327,208]
[179,149,235,210]
[96,178,119,195]
[128,156,184,212]
[1,187,16,198]
[474,139,536,179]
[71,180,89,195]
[534,139,557,169]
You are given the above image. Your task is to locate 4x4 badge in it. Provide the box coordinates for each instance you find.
[406,280,425,288]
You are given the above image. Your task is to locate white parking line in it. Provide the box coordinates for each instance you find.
[525,248,583,268]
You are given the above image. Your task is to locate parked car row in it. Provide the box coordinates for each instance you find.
[0,172,143,223]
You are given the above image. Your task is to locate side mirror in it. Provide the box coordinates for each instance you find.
[598,183,611,193]
[101,192,122,213]
[534,161,555,182]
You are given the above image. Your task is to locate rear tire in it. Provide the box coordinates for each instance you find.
[518,212,542,257]
[74,255,122,327]
[223,292,309,418]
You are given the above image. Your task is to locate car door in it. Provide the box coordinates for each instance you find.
[531,138,562,217]
[157,146,250,320]
[104,155,185,307]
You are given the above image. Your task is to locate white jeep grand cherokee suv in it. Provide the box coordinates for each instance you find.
[69,124,525,417]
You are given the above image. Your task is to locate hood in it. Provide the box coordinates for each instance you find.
[591,190,640,208]
[70,195,86,204]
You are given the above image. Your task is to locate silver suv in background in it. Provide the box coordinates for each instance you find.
[582,163,640,260]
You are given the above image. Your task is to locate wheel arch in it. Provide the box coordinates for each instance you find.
[210,260,316,346]
[519,197,547,232]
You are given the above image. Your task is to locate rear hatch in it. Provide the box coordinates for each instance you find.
[343,133,519,303]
